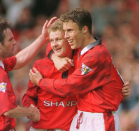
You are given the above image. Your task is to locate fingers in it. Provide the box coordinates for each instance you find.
[122,81,130,93]
[30,107,40,122]
[29,69,34,76]
[56,18,60,21]
[122,86,130,93]
[29,68,42,86]
[43,17,57,29]
[58,60,71,72]
[29,115,40,122]
[33,109,40,122]
[122,83,130,98]
[30,68,40,76]
[43,20,48,30]
[67,58,74,66]
[123,92,130,97]
[122,86,129,91]
[123,81,129,86]
[30,68,39,76]
[29,69,33,79]
[32,67,39,73]
[59,66,69,72]
[64,63,71,70]
[30,104,35,107]
[47,17,57,27]
[29,70,32,80]
[29,69,35,84]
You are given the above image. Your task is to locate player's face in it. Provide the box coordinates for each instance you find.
[63,20,84,50]
[50,30,72,58]
[0,28,16,59]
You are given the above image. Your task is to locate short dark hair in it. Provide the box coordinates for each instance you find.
[0,17,11,45]
[60,8,92,34]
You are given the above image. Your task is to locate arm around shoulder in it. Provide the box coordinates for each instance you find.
[13,17,57,70]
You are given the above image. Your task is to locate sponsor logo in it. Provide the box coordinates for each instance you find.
[0,82,7,93]
[81,63,93,75]
[44,100,77,107]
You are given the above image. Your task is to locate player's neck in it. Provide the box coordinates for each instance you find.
[0,55,7,61]
[80,34,95,50]
[0,56,4,61]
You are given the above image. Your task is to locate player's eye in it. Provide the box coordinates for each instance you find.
[9,38,13,41]
[50,40,54,43]
[57,39,61,41]
[68,29,72,32]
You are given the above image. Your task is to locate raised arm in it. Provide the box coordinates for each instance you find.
[13,17,57,70]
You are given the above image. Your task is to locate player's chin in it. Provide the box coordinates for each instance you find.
[71,45,77,50]
[55,52,63,57]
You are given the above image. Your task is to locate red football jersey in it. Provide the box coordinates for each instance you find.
[39,38,124,113]
[0,56,17,130]
[22,57,77,130]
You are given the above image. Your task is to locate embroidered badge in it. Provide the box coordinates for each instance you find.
[81,63,93,75]
[0,82,7,93]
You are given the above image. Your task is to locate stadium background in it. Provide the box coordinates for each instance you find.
[0,0,139,130]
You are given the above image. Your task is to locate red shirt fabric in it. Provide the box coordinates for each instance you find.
[39,38,124,113]
[22,57,77,130]
[0,56,17,131]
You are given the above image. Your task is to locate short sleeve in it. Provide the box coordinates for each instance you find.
[2,56,17,72]
[0,77,17,115]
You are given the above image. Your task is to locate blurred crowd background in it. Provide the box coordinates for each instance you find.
[0,0,139,131]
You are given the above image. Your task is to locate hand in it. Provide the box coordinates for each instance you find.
[122,81,130,97]
[29,104,35,108]
[29,68,43,86]
[27,104,36,120]
[28,104,40,122]
[51,54,73,72]
[41,17,57,40]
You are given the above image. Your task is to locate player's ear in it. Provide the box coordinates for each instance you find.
[82,26,88,34]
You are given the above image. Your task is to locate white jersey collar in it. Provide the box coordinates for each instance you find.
[0,60,5,70]
[80,37,101,56]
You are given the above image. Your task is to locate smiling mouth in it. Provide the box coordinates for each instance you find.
[55,48,61,52]
[68,40,74,46]
[68,40,73,43]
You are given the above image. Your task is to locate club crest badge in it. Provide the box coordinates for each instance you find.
[81,63,93,75]
[0,82,7,93]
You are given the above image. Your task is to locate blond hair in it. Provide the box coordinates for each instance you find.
[48,20,63,34]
